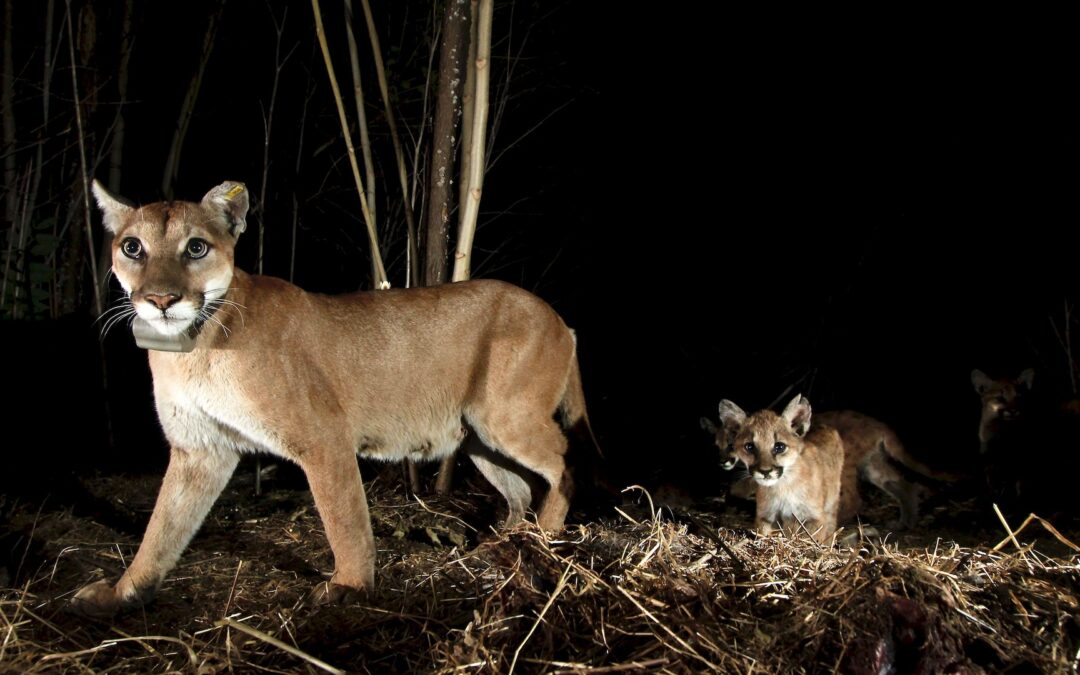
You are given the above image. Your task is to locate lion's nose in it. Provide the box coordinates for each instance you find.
[144,293,181,310]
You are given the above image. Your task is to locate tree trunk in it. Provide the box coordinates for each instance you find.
[451,0,493,285]
[424,0,469,288]
[456,0,479,247]
[435,0,484,496]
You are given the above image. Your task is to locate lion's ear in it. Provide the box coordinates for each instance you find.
[201,181,249,237]
[91,180,134,235]
[781,394,812,437]
[971,369,993,394]
[718,400,746,430]
[700,417,718,435]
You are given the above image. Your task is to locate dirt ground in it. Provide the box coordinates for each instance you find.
[1,460,1078,674]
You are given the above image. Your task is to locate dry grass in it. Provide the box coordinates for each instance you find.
[1,473,1078,673]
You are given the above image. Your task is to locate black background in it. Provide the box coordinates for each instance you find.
[3,4,1078,499]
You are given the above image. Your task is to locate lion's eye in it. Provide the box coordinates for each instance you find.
[773,442,787,455]
[186,239,210,259]
[120,238,143,259]
[744,442,757,454]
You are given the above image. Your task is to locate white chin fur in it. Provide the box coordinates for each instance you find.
[754,476,779,487]
[721,460,737,470]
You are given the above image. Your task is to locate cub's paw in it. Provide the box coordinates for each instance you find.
[69,580,126,618]
[307,580,366,606]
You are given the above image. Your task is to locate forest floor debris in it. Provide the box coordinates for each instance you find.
[1,468,1078,673]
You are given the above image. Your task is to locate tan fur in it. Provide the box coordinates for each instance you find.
[815,410,946,529]
[72,181,589,617]
[718,395,843,544]
[710,406,950,528]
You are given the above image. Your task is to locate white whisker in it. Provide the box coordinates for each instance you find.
[101,307,137,339]
[201,309,231,338]
[94,304,130,326]
[204,292,246,328]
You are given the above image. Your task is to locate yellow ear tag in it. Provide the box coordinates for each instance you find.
[224,184,245,199]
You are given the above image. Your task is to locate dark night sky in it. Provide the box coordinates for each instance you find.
[4,4,1079,492]
[595,9,1079,486]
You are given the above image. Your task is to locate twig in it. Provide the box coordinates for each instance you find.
[64,0,102,316]
[215,617,345,674]
[343,0,377,229]
[40,634,198,668]
[357,0,418,288]
[684,513,747,574]
[615,585,718,670]
[223,559,244,616]
[412,495,477,532]
[991,503,1027,559]
[549,658,670,674]
[508,561,573,675]
[992,512,1080,554]
[310,0,388,288]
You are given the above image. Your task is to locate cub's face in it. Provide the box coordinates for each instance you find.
[730,412,805,486]
[700,416,739,470]
[94,181,248,336]
[717,395,812,487]
[971,368,1033,443]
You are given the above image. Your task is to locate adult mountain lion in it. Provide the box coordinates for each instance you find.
[72,181,590,617]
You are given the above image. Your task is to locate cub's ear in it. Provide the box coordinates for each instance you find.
[717,400,747,430]
[1017,368,1034,390]
[781,394,812,437]
[201,181,249,237]
[91,180,133,235]
[700,416,718,434]
[971,369,992,394]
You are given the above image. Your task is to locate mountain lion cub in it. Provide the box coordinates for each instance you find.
[707,409,949,528]
[718,395,843,543]
[72,181,589,616]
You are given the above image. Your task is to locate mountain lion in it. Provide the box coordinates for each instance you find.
[717,395,843,543]
[71,181,590,616]
[969,367,1080,510]
[707,408,950,528]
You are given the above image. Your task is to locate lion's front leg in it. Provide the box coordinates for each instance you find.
[301,448,376,604]
[71,446,238,617]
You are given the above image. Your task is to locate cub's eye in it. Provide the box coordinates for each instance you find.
[185,238,210,259]
[120,238,143,259]
[773,442,787,455]
[744,442,757,455]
